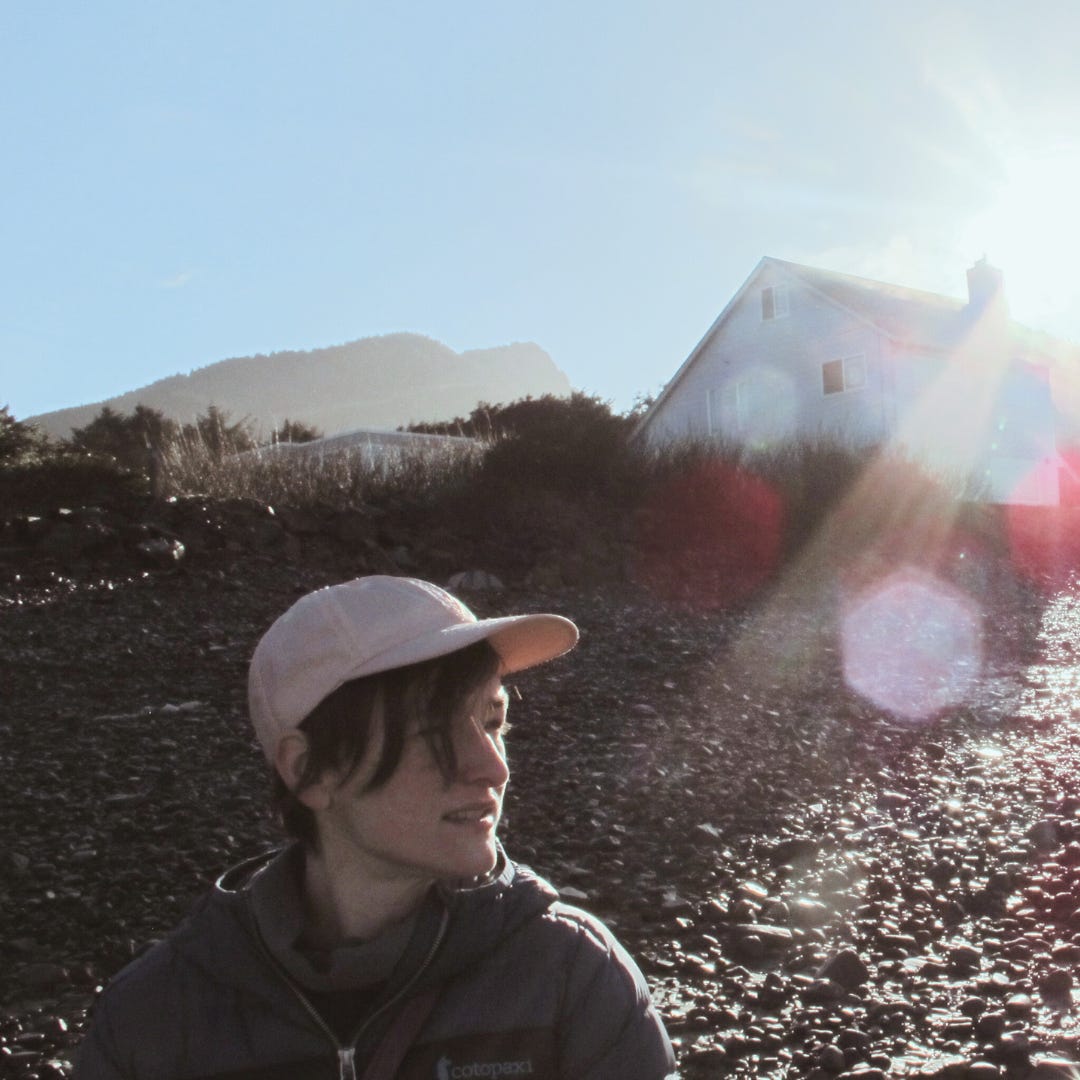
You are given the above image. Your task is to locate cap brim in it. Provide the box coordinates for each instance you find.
[349,612,579,682]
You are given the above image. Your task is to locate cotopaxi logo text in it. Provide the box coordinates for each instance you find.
[435,1055,534,1079]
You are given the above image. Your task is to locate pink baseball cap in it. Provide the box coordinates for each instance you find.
[248,575,578,759]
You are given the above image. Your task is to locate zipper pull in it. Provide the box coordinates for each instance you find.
[338,1046,358,1080]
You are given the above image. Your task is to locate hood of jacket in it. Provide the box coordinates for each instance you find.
[166,844,560,1011]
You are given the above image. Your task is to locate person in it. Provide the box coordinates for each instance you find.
[75,575,676,1079]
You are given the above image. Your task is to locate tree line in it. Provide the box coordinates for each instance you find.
[0,403,322,470]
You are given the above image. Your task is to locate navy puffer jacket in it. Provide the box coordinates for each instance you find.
[74,850,675,1079]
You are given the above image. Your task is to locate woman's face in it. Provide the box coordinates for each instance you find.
[316,674,511,885]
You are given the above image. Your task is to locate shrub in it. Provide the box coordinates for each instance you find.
[179,406,255,461]
[0,406,48,463]
[0,453,141,511]
[633,452,785,608]
[67,405,178,473]
[268,419,323,445]
[749,437,873,559]
[472,393,637,499]
[626,434,1009,609]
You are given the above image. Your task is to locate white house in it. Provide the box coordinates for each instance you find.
[634,257,1066,505]
[247,428,481,467]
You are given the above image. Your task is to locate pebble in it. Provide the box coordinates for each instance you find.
[1005,993,1034,1017]
[1029,1059,1080,1079]
[1039,968,1073,995]
[816,1043,846,1071]
[998,1030,1032,1062]
[818,949,870,990]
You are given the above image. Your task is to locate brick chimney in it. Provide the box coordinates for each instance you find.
[966,256,1008,315]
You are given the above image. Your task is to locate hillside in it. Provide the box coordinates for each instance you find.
[27,333,572,439]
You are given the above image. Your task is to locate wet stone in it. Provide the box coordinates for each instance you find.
[998,1030,1031,1062]
[803,978,846,1004]
[940,1016,973,1039]
[974,1011,1007,1040]
[762,898,790,923]
[911,1058,970,1080]
[817,1044,847,1071]
[683,1044,727,1070]
[818,949,870,990]
[1029,819,1061,852]
[949,943,983,970]
[736,881,771,902]
[730,898,760,922]
[1005,993,1034,1017]
[1028,1058,1080,1079]
[735,923,793,950]
[879,933,918,955]
[791,898,833,928]
[1039,968,1073,996]
[769,837,821,865]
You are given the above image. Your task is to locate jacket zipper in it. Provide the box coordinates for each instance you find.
[338,1045,357,1080]
[346,905,449,1049]
[249,901,449,1075]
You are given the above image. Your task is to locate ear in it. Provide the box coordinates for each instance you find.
[275,732,335,812]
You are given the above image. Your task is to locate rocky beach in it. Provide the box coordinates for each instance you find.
[3,497,1080,1078]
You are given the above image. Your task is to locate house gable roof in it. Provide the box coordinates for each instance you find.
[633,256,771,440]
[774,258,969,349]
[634,256,1077,441]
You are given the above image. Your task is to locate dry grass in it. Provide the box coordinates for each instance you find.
[157,432,485,508]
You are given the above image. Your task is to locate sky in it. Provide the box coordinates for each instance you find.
[5,0,1080,422]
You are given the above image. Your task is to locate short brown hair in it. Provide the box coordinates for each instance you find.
[271,639,501,846]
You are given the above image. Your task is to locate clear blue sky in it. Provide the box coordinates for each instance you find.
[5,0,1080,421]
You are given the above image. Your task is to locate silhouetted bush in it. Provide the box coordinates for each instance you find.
[179,406,255,461]
[67,405,178,473]
[268,419,323,445]
[0,454,142,512]
[750,437,870,558]
[633,454,785,608]
[0,406,49,463]
[473,393,636,499]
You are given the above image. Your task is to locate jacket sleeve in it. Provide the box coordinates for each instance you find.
[554,907,676,1080]
[72,996,131,1080]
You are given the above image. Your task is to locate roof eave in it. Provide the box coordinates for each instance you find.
[632,257,773,442]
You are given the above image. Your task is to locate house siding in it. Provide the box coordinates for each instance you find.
[640,257,1062,505]
[644,265,890,448]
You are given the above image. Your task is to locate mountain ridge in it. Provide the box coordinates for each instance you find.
[28,332,573,439]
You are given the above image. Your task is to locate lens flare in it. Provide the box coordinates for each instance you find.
[841,568,983,722]
[634,460,783,610]
[1000,455,1062,508]
[1005,463,1080,592]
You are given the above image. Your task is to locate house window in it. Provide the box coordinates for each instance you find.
[822,360,844,394]
[822,355,866,395]
[761,285,790,321]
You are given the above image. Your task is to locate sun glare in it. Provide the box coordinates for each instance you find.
[958,143,1080,323]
